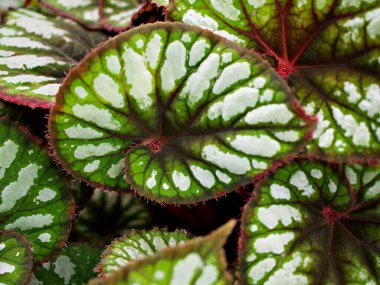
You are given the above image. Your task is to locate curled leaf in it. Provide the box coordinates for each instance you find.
[49,22,313,204]
[240,159,380,284]
[0,118,74,262]
[0,231,33,285]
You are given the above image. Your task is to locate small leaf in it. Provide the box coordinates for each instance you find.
[99,0,141,32]
[240,159,380,284]
[90,220,235,285]
[73,188,151,244]
[0,8,106,109]
[168,0,380,162]
[31,243,102,285]
[0,118,74,262]
[99,229,190,275]
[49,22,313,204]
[40,0,101,29]
[0,231,33,285]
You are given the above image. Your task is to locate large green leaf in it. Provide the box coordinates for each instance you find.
[90,220,235,284]
[49,22,313,204]
[0,231,33,285]
[0,118,74,262]
[0,8,105,109]
[168,0,380,162]
[73,188,151,244]
[240,159,380,284]
[99,229,189,274]
[30,243,102,285]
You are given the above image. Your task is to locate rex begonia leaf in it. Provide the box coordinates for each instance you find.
[99,229,189,275]
[240,159,380,284]
[168,0,380,162]
[74,188,151,244]
[90,220,235,285]
[99,0,141,32]
[40,0,101,29]
[30,243,102,285]
[0,8,106,109]
[0,118,74,262]
[49,22,313,204]
[0,231,33,285]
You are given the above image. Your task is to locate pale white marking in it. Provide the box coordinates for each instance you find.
[0,55,64,69]
[190,165,215,188]
[332,106,370,147]
[195,264,218,285]
[189,39,209,67]
[123,46,153,110]
[254,232,295,254]
[260,89,273,102]
[74,143,120,159]
[230,135,281,157]
[72,104,121,131]
[201,145,250,175]
[328,180,337,194]
[38,233,51,243]
[274,131,299,142]
[258,205,302,229]
[363,170,379,184]
[32,84,60,96]
[290,170,315,197]
[248,258,276,282]
[215,170,231,183]
[0,244,4,251]
[0,262,15,274]
[365,181,380,199]
[208,87,259,121]
[345,166,357,184]
[213,62,250,94]
[0,37,50,49]
[74,86,88,99]
[304,102,315,115]
[5,214,54,231]
[210,0,240,20]
[311,169,322,179]
[250,225,258,232]
[247,0,267,8]
[358,84,380,117]
[107,159,124,178]
[136,39,144,49]
[109,9,138,23]
[152,237,166,249]
[3,74,55,83]
[0,163,40,213]
[160,41,187,92]
[180,53,220,106]
[84,9,99,21]
[181,33,191,43]
[155,270,165,280]
[251,159,267,169]
[214,30,245,44]
[36,188,57,202]
[138,239,154,255]
[319,128,334,148]
[94,73,125,108]
[0,28,20,36]
[222,52,232,63]
[0,140,18,180]
[57,0,92,8]
[0,71,8,76]
[145,33,163,70]
[146,170,158,189]
[270,184,291,200]
[106,55,121,75]
[64,124,103,139]
[253,77,266,89]
[84,160,100,173]
[245,104,294,125]
[366,8,380,40]
[172,170,190,191]
[344,81,361,103]
[182,10,218,31]
[53,255,76,285]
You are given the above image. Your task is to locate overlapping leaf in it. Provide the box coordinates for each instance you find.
[99,0,141,32]
[31,243,101,285]
[240,159,380,284]
[49,22,313,204]
[74,188,151,244]
[0,8,105,109]
[99,229,189,274]
[168,0,380,162]
[0,118,74,262]
[0,231,33,285]
[90,220,235,284]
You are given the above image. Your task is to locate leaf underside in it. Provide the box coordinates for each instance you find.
[99,229,190,275]
[0,8,106,109]
[49,22,313,204]
[73,188,151,244]
[168,0,380,162]
[0,118,74,262]
[90,220,235,285]
[31,243,102,285]
[240,159,380,284]
[0,231,33,285]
